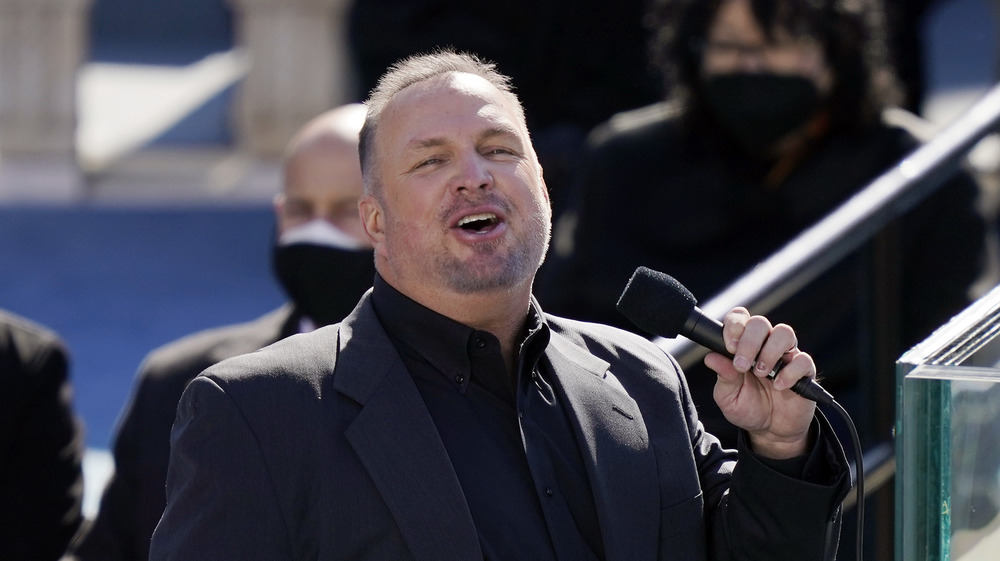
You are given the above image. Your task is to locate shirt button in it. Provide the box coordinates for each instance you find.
[544,487,554,497]
[474,337,486,348]
[455,374,465,384]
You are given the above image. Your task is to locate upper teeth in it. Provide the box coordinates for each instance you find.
[457,213,496,227]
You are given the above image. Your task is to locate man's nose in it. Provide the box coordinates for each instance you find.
[453,152,492,192]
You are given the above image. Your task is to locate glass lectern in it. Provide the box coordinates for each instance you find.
[897,283,1000,561]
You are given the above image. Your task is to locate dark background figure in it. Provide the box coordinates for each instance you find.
[883,0,940,113]
[347,0,664,219]
[61,104,373,561]
[539,0,986,451]
[1,309,84,561]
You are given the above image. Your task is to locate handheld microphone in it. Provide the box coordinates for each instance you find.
[616,266,834,405]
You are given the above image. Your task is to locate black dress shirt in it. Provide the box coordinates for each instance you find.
[372,275,604,561]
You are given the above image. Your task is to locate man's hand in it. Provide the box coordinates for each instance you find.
[704,307,816,459]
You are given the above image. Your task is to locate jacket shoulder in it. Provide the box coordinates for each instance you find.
[196,295,384,403]
[0,308,65,351]
[196,319,345,403]
[0,309,68,378]
[586,101,682,149]
[545,314,683,378]
[138,306,294,385]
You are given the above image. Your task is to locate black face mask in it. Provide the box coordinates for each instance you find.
[272,243,376,327]
[703,73,822,152]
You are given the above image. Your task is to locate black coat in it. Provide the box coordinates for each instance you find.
[0,309,84,561]
[150,293,850,561]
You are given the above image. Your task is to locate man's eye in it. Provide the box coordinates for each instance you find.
[285,205,312,218]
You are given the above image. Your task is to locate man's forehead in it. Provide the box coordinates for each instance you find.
[387,72,517,121]
[374,74,526,157]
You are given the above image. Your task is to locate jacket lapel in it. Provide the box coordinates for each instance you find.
[546,333,660,561]
[335,298,482,561]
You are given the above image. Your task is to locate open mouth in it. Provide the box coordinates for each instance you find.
[456,212,500,233]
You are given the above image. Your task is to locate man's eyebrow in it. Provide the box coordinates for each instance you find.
[284,195,312,206]
[406,137,447,151]
[404,125,522,152]
[480,125,521,141]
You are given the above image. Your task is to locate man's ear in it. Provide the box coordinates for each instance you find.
[539,169,550,205]
[272,192,288,235]
[359,194,384,246]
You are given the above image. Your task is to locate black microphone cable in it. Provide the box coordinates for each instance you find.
[831,400,864,561]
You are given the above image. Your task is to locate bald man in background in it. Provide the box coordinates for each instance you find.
[62,103,375,561]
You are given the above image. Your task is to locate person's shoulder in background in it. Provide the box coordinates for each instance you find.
[0,307,84,561]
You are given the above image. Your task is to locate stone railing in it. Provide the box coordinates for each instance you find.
[227,0,355,158]
[0,0,91,201]
[0,0,356,201]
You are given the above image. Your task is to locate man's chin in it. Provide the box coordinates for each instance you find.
[439,243,545,294]
[443,263,531,294]
[445,274,522,294]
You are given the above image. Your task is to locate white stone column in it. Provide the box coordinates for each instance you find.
[0,0,91,201]
[227,0,355,158]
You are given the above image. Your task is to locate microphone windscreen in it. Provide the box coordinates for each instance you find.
[616,266,697,337]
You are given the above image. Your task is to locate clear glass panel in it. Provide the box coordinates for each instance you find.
[897,285,1000,561]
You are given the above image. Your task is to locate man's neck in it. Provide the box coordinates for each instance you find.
[385,277,534,370]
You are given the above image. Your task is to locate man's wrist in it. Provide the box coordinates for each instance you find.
[747,431,811,460]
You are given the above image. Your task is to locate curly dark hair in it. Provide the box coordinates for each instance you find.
[645,0,902,134]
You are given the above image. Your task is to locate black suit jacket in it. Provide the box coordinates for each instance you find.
[65,306,299,561]
[0,309,84,561]
[150,293,850,560]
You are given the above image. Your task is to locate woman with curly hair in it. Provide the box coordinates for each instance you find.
[540,0,987,452]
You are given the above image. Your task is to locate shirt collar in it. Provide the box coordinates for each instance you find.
[519,296,551,374]
[371,274,551,381]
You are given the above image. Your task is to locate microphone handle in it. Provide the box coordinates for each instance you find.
[682,308,834,405]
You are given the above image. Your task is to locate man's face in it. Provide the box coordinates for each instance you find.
[360,72,551,296]
[276,139,371,248]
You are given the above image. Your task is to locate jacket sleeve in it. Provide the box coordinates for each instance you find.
[660,343,851,561]
[65,387,143,561]
[709,414,851,561]
[551,319,852,561]
[67,364,177,561]
[0,336,84,561]
[148,375,293,561]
